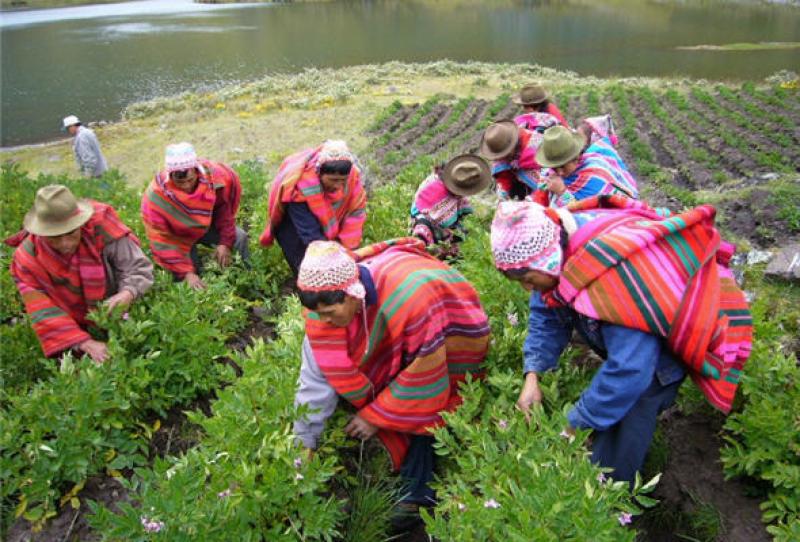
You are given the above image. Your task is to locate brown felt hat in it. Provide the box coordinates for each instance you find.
[512,84,549,106]
[479,120,520,160]
[535,126,587,168]
[441,154,492,197]
[23,185,93,237]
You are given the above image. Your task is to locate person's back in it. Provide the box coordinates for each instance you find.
[63,114,108,178]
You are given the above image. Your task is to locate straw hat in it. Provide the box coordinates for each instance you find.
[535,126,587,168]
[441,154,492,197]
[512,84,549,106]
[480,120,520,160]
[24,185,93,236]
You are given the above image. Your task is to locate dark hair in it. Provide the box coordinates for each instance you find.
[503,267,530,278]
[319,160,352,176]
[531,100,551,112]
[298,289,347,310]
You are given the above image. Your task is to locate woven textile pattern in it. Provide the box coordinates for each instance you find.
[304,237,490,469]
[545,195,752,412]
[141,160,241,275]
[10,203,136,356]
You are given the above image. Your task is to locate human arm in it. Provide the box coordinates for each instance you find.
[494,170,514,200]
[546,103,569,128]
[566,324,660,431]
[337,176,367,249]
[294,335,340,449]
[103,236,154,310]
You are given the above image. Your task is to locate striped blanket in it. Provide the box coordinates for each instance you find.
[492,128,542,197]
[10,202,135,356]
[304,237,490,468]
[410,174,472,245]
[513,111,561,135]
[259,145,367,249]
[544,195,752,412]
[141,160,241,276]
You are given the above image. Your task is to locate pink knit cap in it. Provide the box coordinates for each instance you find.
[164,142,199,173]
[316,140,354,169]
[490,201,563,276]
[297,241,366,300]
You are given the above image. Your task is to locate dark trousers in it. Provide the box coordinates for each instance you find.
[590,376,684,485]
[399,435,436,506]
[189,225,250,274]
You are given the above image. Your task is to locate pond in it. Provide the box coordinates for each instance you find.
[2,0,799,146]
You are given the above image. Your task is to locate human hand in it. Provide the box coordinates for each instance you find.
[184,272,207,290]
[344,415,379,441]
[545,175,566,196]
[78,339,109,364]
[105,290,134,312]
[516,372,544,423]
[215,245,232,268]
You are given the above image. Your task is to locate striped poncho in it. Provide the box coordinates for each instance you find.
[141,160,241,276]
[492,127,542,199]
[410,173,472,246]
[544,195,752,412]
[259,145,367,250]
[533,138,638,208]
[9,202,136,356]
[305,238,490,468]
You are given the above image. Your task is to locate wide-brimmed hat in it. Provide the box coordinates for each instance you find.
[23,185,93,237]
[535,126,587,168]
[480,120,520,160]
[512,84,549,106]
[62,115,80,131]
[442,154,492,197]
[164,142,199,173]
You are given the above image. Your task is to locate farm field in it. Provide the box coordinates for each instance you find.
[1,62,799,541]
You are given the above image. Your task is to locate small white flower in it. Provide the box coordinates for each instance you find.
[497,419,508,430]
[483,498,500,509]
[457,503,467,511]
[217,489,232,498]
[295,473,304,481]
[293,457,303,469]
[506,312,519,326]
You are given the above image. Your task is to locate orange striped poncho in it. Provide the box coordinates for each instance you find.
[305,238,490,469]
[259,145,366,250]
[9,202,136,356]
[544,195,753,412]
[141,160,241,276]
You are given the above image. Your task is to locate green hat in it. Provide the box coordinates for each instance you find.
[23,185,93,236]
[512,84,549,106]
[535,126,587,168]
[442,154,492,197]
[480,120,520,160]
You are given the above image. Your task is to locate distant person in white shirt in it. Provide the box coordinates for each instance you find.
[62,115,108,178]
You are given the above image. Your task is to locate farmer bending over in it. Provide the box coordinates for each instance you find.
[259,140,367,275]
[293,239,490,526]
[141,142,249,290]
[490,196,752,484]
[7,185,153,363]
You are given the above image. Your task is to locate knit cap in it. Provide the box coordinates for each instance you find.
[316,140,354,169]
[164,142,199,173]
[490,201,563,276]
[297,241,366,300]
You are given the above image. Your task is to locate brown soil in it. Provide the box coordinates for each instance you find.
[637,410,769,542]
[717,187,795,247]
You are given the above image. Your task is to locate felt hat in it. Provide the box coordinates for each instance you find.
[480,120,520,160]
[441,154,492,197]
[512,84,549,106]
[534,126,587,168]
[23,185,93,236]
[62,115,80,131]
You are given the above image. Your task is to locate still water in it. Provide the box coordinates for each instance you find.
[2,0,799,146]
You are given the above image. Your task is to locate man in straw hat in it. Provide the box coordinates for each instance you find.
[533,125,638,208]
[489,196,752,485]
[480,119,546,201]
[62,115,108,178]
[7,185,153,363]
[512,83,568,132]
[409,154,491,259]
[292,238,490,529]
[141,142,249,290]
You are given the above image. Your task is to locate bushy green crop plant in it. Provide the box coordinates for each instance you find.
[417,96,473,147]
[424,372,653,541]
[586,88,601,116]
[720,282,800,534]
[368,99,404,132]
[88,299,345,541]
[0,318,54,401]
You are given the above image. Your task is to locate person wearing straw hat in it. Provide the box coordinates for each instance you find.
[409,154,491,260]
[489,197,751,485]
[62,115,108,178]
[141,142,250,290]
[512,83,568,130]
[480,120,546,201]
[292,239,490,530]
[7,185,153,363]
[532,125,638,208]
